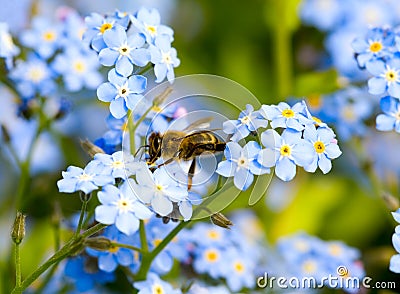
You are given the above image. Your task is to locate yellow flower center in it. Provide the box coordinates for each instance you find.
[27,67,45,83]
[204,249,219,263]
[152,105,162,112]
[118,86,129,98]
[1,33,14,50]
[302,260,317,274]
[312,116,323,126]
[78,173,92,181]
[328,244,342,256]
[161,52,172,64]
[152,284,164,294]
[396,111,400,121]
[282,109,294,118]
[207,230,220,240]
[369,41,383,53]
[237,156,248,168]
[100,23,113,34]
[42,31,56,42]
[280,144,291,157]
[116,199,131,212]
[240,115,250,124]
[119,46,130,56]
[294,240,309,252]
[73,61,86,73]
[153,238,162,247]
[156,184,163,191]
[314,141,326,154]
[385,70,398,82]
[341,106,356,122]
[109,245,119,253]
[307,95,322,110]
[234,261,245,274]
[112,161,124,168]
[146,25,157,36]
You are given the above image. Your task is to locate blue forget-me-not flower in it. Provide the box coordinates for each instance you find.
[97,69,147,118]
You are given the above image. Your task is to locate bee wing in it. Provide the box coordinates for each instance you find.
[182,117,214,133]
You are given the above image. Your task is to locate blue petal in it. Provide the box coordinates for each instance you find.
[390,254,400,273]
[216,160,236,177]
[257,148,277,168]
[233,168,254,191]
[368,77,387,95]
[116,56,133,77]
[99,48,119,66]
[110,98,127,119]
[103,26,127,47]
[95,205,118,224]
[154,63,167,82]
[97,83,116,102]
[116,213,139,235]
[275,157,296,181]
[131,48,150,67]
[366,59,385,76]
[261,129,281,149]
[224,142,242,160]
[151,194,173,216]
[380,96,397,114]
[318,154,332,174]
[117,249,133,266]
[98,185,120,204]
[99,254,118,272]
[179,201,192,221]
[128,75,147,93]
[393,233,400,253]
[376,114,396,131]
[324,144,342,159]
[57,178,77,193]
[388,82,400,99]
[392,209,400,223]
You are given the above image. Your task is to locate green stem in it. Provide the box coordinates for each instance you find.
[34,262,59,294]
[135,221,189,280]
[111,242,143,253]
[14,244,21,291]
[75,200,88,236]
[15,123,43,210]
[273,0,293,98]
[139,220,148,253]
[11,224,107,294]
[81,223,107,239]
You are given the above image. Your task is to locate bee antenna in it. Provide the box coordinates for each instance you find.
[134,145,150,158]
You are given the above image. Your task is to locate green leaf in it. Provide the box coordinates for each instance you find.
[293,69,340,97]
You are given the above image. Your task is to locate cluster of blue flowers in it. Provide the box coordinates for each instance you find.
[88,8,180,119]
[390,209,400,273]
[300,0,400,79]
[276,232,365,293]
[61,210,267,293]
[352,26,400,134]
[219,101,342,184]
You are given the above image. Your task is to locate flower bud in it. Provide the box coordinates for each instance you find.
[1,124,10,143]
[382,192,399,211]
[152,86,173,106]
[80,139,105,158]
[11,212,26,245]
[84,237,112,251]
[210,212,233,229]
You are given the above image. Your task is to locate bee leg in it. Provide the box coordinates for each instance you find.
[188,158,196,191]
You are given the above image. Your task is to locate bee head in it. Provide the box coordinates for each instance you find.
[148,132,163,164]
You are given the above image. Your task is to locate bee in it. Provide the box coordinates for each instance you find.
[142,118,226,190]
